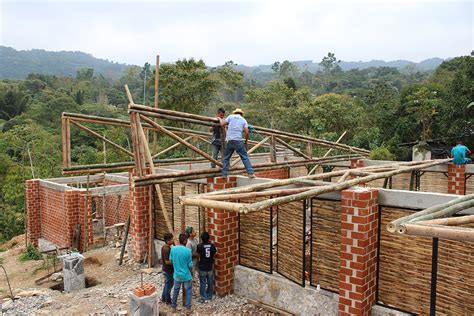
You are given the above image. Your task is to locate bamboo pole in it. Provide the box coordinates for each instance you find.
[131,108,217,127]
[231,136,270,167]
[337,170,352,183]
[399,198,474,226]
[83,174,90,252]
[387,193,473,232]
[275,137,311,160]
[152,136,192,159]
[154,55,159,110]
[128,104,369,154]
[199,187,313,201]
[179,199,247,213]
[184,159,451,213]
[139,115,223,167]
[419,214,474,226]
[135,115,176,240]
[308,131,347,175]
[398,223,474,242]
[61,115,68,167]
[70,120,133,157]
[134,156,355,186]
[180,185,186,232]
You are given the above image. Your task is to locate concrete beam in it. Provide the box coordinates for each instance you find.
[89,184,129,196]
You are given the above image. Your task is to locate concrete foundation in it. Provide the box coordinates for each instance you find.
[234,265,338,315]
[129,291,158,316]
[234,265,413,316]
[63,254,85,293]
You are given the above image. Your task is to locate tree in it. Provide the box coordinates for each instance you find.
[405,86,443,141]
[158,59,219,116]
[0,85,29,120]
[319,52,341,74]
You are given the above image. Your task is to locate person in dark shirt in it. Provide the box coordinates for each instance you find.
[209,108,225,168]
[161,232,174,304]
[196,231,217,302]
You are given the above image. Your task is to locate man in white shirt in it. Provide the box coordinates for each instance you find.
[219,108,255,178]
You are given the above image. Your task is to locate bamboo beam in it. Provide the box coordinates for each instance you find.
[154,55,159,110]
[275,137,311,160]
[139,115,223,167]
[178,198,247,213]
[387,193,473,232]
[152,136,192,159]
[398,223,474,242]
[134,156,356,186]
[337,170,352,183]
[61,115,68,167]
[200,187,313,201]
[308,131,347,175]
[135,115,176,240]
[231,136,270,167]
[132,108,216,127]
[242,159,451,214]
[419,215,474,226]
[70,120,133,157]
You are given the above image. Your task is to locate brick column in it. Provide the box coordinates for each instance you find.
[129,171,151,261]
[339,187,379,316]
[350,159,364,169]
[207,176,238,296]
[447,164,466,195]
[26,179,41,247]
[77,191,94,252]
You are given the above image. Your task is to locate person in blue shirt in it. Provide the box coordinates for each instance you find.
[170,233,193,312]
[451,141,472,165]
[219,108,255,178]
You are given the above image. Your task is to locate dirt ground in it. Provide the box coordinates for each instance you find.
[0,235,273,315]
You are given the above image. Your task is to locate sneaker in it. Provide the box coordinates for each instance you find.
[197,298,205,303]
[248,174,255,179]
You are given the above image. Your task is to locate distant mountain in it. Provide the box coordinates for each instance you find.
[234,57,445,75]
[0,46,446,81]
[0,46,129,80]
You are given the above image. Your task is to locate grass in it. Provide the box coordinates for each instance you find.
[19,244,41,262]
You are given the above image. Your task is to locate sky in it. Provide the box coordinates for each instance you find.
[0,0,472,66]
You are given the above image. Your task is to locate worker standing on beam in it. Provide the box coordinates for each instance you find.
[209,108,226,168]
[219,108,255,178]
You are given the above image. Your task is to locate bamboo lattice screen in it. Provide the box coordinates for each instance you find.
[277,200,306,286]
[239,197,272,273]
[310,199,341,291]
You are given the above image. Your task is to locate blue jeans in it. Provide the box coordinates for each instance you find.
[199,270,214,300]
[211,143,223,168]
[222,140,254,176]
[161,271,173,303]
[171,280,192,308]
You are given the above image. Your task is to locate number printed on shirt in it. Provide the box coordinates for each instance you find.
[205,247,211,258]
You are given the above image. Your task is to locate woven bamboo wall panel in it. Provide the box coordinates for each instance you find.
[239,198,272,273]
[390,173,412,190]
[466,176,474,195]
[289,166,308,178]
[436,226,474,315]
[172,182,201,236]
[277,200,305,286]
[310,199,341,291]
[420,171,448,193]
[378,207,432,315]
[154,183,173,240]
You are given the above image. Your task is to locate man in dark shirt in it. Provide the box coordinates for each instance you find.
[196,231,217,302]
[209,108,225,168]
[161,233,174,304]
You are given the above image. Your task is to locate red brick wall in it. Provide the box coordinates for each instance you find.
[207,176,239,296]
[26,180,41,247]
[77,191,94,251]
[39,186,69,247]
[339,188,379,316]
[94,193,130,227]
[254,167,289,179]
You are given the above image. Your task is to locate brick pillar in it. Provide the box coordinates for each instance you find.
[26,179,41,247]
[350,159,365,169]
[129,171,151,261]
[207,176,238,296]
[77,191,94,252]
[447,164,466,195]
[339,187,379,316]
